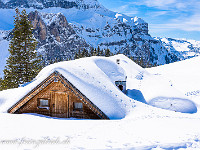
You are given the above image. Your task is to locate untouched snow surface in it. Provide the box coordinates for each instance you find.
[0,107,200,150]
[147,56,200,110]
[0,55,200,149]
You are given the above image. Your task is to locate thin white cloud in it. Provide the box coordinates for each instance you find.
[112,5,129,12]
[150,14,200,32]
[112,4,138,16]
[123,11,139,16]
[148,11,168,17]
[132,0,198,12]
[144,0,176,9]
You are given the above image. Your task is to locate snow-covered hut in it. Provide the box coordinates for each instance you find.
[8,71,109,119]
[6,55,131,119]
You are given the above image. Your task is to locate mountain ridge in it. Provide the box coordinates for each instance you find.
[155,37,200,60]
[0,0,181,76]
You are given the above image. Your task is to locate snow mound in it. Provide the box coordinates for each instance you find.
[113,54,197,114]
[149,97,197,113]
[147,56,200,111]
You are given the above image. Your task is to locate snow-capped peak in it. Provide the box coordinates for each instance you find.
[133,16,146,25]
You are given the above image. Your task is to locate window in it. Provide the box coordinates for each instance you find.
[115,81,126,92]
[38,99,49,109]
[73,102,83,111]
[118,85,123,91]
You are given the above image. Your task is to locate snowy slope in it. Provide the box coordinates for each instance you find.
[147,56,200,109]
[0,55,197,117]
[155,37,200,60]
[116,55,197,113]
[0,55,200,149]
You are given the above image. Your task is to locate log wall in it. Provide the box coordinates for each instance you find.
[15,79,101,119]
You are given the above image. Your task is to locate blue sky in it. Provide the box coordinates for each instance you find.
[99,0,200,41]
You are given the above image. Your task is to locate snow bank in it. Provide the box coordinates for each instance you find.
[149,97,197,113]
[147,56,200,111]
[112,54,197,113]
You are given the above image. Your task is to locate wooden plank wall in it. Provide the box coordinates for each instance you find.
[15,79,101,119]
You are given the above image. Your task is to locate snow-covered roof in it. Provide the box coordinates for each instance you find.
[0,54,197,119]
[0,55,137,119]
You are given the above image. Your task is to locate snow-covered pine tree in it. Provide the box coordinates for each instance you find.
[2,8,42,89]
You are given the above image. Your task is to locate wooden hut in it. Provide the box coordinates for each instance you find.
[8,71,109,119]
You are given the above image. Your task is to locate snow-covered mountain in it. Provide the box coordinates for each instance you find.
[0,0,179,70]
[155,37,200,60]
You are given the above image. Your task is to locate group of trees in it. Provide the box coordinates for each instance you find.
[74,46,113,59]
[130,56,157,68]
[0,8,155,91]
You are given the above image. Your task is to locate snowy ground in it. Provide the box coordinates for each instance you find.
[0,55,200,149]
[0,106,200,150]
[147,56,200,110]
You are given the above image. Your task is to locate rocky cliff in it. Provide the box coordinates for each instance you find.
[28,11,90,63]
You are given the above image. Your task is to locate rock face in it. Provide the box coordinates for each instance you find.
[0,0,78,9]
[0,0,179,66]
[0,0,103,9]
[28,11,90,63]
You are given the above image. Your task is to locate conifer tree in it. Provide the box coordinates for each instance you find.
[2,8,42,89]
[80,48,89,58]
[100,49,104,56]
[74,51,80,59]
[93,48,97,56]
[97,46,100,56]
[105,48,111,57]
[90,47,94,56]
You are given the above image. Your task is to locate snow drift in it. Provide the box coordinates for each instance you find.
[0,55,197,119]
[147,56,200,109]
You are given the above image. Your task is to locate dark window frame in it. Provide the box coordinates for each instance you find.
[37,98,49,109]
[73,102,83,111]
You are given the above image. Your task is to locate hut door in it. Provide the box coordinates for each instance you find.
[51,91,69,118]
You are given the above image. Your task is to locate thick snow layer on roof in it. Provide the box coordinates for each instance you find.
[0,55,197,118]
[0,55,135,119]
